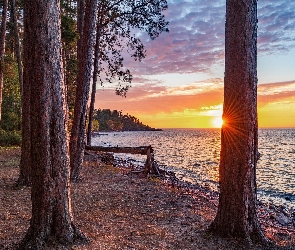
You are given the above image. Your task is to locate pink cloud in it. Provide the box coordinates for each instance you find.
[95,79,295,118]
[258,80,295,105]
[95,78,223,115]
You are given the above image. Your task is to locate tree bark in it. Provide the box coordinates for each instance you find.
[77,0,85,64]
[13,0,30,186]
[85,145,153,155]
[19,0,87,248]
[11,0,23,97]
[17,0,31,186]
[209,0,269,245]
[0,0,8,123]
[70,0,99,181]
[86,23,101,146]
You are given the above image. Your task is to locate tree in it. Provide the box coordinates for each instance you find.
[1,56,21,132]
[17,0,31,186]
[209,0,269,245]
[11,0,23,96]
[86,0,169,146]
[19,0,87,248]
[69,0,99,181]
[0,0,8,123]
[60,0,79,118]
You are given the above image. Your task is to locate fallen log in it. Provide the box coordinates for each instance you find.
[85,145,153,155]
[85,145,160,176]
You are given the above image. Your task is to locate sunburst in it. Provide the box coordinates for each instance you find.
[212,116,224,128]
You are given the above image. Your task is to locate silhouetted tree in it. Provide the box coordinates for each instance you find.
[19,0,87,248]
[94,108,157,131]
[209,0,269,245]
[86,0,169,145]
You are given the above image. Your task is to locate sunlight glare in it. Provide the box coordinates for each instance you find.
[212,116,223,128]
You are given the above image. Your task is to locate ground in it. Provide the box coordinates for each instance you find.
[0,148,294,249]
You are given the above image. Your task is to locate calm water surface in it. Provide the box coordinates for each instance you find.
[92,129,295,210]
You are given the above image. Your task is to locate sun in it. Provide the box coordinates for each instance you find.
[212,116,223,128]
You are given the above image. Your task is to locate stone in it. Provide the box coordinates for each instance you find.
[276,213,290,225]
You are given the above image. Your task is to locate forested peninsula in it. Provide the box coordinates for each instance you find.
[93,109,162,132]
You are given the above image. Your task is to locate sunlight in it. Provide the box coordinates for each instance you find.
[212,116,223,128]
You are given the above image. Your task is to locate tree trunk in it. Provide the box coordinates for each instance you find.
[19,0,87,248]
[77,0,85,67]
[86,24,101,146]
[70,0,99,182]
[13,0,30,186]
[11,0,23,97]
[17,0,31,186]
[209,0,269,245]
[0,0,8,123]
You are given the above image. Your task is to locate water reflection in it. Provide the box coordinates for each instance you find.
[92,128,295,209]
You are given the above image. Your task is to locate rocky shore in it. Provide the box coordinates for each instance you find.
[0,148,294,249]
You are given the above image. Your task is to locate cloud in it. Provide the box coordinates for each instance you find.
[95,0,295,128]
[258,0,295,53]
[96,78,295,116]
[94,77,295,128]
[123,0,225,76]
[258,80,295,105]
[95,78,224,115]
[121,0,295,77]
[199,104,223,117]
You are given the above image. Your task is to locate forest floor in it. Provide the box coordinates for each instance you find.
[0,147,295,250]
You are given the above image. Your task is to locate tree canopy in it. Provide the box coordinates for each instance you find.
[94,109,162,131]
[94,0,169,93]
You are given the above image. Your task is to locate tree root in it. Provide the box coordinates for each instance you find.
[208,223,276,249]
[18,224,89,250]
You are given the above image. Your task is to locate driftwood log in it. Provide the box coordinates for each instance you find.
[85,145,160,176]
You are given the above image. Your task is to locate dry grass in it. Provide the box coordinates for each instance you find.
[0,148,294,249]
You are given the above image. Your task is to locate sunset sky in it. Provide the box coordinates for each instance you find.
[95,0,295,128]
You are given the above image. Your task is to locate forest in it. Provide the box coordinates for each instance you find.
[0,0,166,147]
[93,109,162,131]
[0,0,293,249]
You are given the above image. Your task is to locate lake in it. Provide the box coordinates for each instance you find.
[92,128,295,210]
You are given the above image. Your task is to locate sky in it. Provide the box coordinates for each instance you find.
[95,0,295,128]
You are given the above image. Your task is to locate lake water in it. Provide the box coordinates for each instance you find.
[92,128,295,210]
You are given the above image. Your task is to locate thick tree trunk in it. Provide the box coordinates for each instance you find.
[19,0,87,248]
[0,0,8,123]
[210,0,269,245]
[70,0,99,182]
[86,24,101,146]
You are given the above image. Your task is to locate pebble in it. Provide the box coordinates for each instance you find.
[276,213,290,225]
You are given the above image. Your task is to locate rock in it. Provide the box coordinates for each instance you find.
[277,205,286,211]
[270,213,276,220]
[276,213,290,225]
[269,204,275,210]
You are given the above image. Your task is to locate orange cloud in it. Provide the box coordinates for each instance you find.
[258,80,295,104]
[95,78,223,113]
[94,79,295,128]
